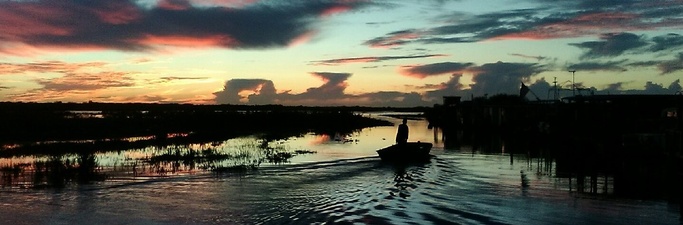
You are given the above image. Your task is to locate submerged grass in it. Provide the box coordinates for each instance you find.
[0,105,393,187]
[140,139,316,174]
[30,154,106,188]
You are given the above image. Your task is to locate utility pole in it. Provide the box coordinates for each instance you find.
[568,70,576,96]
[553,77,559,101]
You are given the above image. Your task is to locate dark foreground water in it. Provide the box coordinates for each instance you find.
[1,151,680,225]
[1,115,681,224]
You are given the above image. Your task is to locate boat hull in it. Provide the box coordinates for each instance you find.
[376,142,433,162]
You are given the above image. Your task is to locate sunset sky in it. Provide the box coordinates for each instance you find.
[1,0,682,106]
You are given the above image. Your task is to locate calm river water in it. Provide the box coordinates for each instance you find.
[1,114,681,224]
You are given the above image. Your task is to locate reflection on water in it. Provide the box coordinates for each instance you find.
[0,114,681,224]
[2,153,105,188]
[1,152,679,224]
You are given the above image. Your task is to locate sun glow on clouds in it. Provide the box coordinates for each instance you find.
[93,1,142,24]
[138,34,239,48]
[288,31,317,48]
[320,5,352,17]
[2,0,683,105]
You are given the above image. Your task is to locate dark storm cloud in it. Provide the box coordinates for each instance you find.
[429,9,557,40]
[650,33,683,52]
[568,33,683,73]
[364,9,556,47]
[311,54,447,66]
[537,0,640,10]
[297,72,351,99]
[468,61,544,96]
[214,73,433,106]
[624,56,683,75]
[365,1,683,51]
[604,82,627,92]
[418,61,543,100]
[527,77,552,99]
[0,0,373,52]
[626,60,662,68]
[400,62,475,78]
[423,74,467,100]
[658,52,683,74]
[214,61,546,105]
[569,33,648,59]
[567,60,628,72]
[213,79,277,105]
[599,79,682,95]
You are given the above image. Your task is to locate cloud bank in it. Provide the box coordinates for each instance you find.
[0,0,373,53]
[213,72,433,107]
[364,1,683,48]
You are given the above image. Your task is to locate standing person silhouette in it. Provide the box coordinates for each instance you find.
[396,118,409,145]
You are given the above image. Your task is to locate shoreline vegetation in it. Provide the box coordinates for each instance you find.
[0,102,419,188]
[1,102,419,145]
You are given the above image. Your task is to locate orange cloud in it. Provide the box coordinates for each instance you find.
[289,31,317,47]
[0,61,107,74]
[157,0,192,10]
[37,72,134,91]
[136,34,239,48]
[0,4,73,39]
[320,5,352,17]
[0,1,372,54]
[92,1,142,24]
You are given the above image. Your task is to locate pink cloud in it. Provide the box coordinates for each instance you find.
[0,1,372,55]
[136,34,240,48]
[188,0,259,8]
[157,0,192,10]
[0,4,73,39]
[288,31,317,47]
[93,1,143,24]
[320,5,352,17]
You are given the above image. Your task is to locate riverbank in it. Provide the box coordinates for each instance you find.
[1,102,400,145]
[0,103,404,188]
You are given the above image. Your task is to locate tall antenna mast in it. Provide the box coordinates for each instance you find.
[553,77,558,100]
[568,70,576,96]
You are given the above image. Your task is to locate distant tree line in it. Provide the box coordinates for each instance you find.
[0,102,403,144]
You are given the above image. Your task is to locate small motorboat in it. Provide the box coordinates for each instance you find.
[376,142,433,162]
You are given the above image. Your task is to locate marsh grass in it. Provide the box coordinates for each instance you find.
[30,154,106,188]
[139,139,315,174]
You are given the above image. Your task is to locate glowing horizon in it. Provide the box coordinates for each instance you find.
[1,0,682,106]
